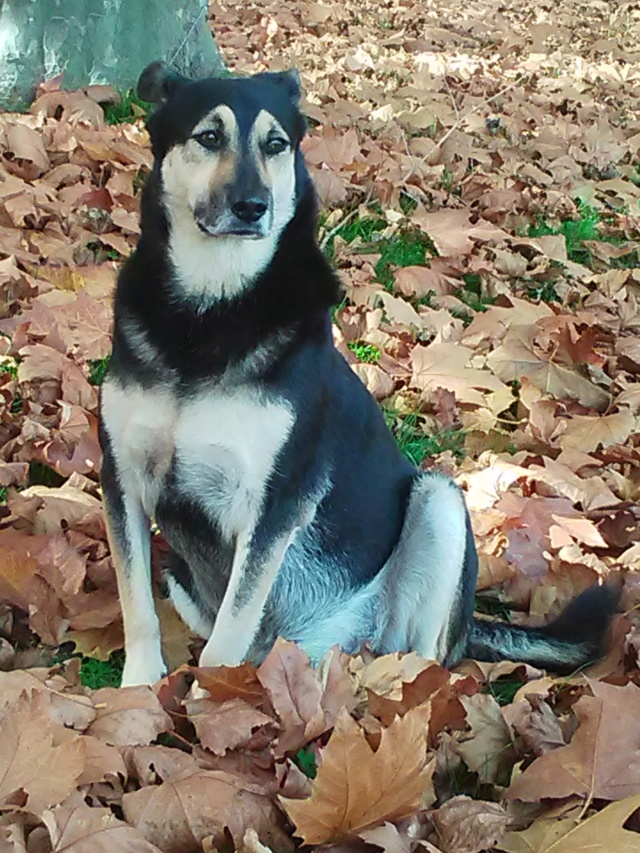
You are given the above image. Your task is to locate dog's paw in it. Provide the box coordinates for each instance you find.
[120,651,167,687]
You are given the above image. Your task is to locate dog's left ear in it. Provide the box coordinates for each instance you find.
[260,69,302,104]
[137,60,191,104]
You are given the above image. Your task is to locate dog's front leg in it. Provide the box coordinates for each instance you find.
[102,448,166,686]
[199,530,293,667]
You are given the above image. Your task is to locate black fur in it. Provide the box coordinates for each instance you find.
[468,585,621,674]
[101,64,618,681]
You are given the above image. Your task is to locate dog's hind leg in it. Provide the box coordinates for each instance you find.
[378,472,477,665]
[101,437,166,687]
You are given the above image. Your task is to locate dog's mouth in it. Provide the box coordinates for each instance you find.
[195,219,266,239]
[194,214,271,240]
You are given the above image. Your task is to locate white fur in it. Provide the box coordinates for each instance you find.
[166,575,214,639]
[174,389,294,538]
[101,377,295,682]
[104,498,166,686]
[159,107,296,307]
[379,473,467,660]
[200,530,296,667]
[165,223,282,307]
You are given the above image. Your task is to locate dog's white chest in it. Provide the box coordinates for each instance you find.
[101,382,294,531]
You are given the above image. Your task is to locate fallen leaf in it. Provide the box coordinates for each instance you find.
[0,693,85,815]
[433,796,510,853]
[42,803,163,852]
[281,704,433,844]
[185,696,276,756]
[86,686,172,747]
[454,694,516,784]
[123,768,293,852]
[506,681,640,803]
[497,792,640,852]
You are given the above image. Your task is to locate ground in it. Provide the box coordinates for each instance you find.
[0,0,639,850]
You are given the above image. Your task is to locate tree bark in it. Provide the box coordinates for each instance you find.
[0,0,225,111]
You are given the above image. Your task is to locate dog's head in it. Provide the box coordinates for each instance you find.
[138,62,307,240]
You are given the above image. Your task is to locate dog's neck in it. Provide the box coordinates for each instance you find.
[165,213,280,309]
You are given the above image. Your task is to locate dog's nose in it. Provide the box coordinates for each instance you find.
[231,198,268,223]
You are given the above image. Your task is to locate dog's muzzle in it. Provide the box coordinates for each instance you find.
[195,195,273,239]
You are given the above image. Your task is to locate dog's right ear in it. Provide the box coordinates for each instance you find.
[137,61,190,104]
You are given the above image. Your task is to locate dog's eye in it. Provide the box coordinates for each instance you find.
[194,129,223,150]
[263,137,289,156]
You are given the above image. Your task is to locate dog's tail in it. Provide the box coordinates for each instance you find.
[466,585,620,674]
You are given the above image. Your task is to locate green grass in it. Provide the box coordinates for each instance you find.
[29,461,65,488]
[104,89,153,125]
[347,341,381,363]
[79,652,125,688]
[528,202,638,271]
[293,746,318,779]
[0,359,18,379]
[487,675,525,707]
[323,214,435,290]
[0,487,6,504]
[88,356,111,386]
[51,646,125,689]
[457,274,496,315]
[384,410,465,465]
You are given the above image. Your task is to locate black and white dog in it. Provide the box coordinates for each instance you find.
[99,61,618,686]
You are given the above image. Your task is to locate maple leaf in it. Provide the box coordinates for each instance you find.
[122,768,293,852]
[86,686,172,747]
[0,693,85,816]
[486,325,610,410]
[0,669,96,729]
[359,822,415,853]
[281,704,433,844]
[190,661,265,706]
[503,694,566,757]
[506,681,640,803]
[497,792,640,852]
[5,122,50,176]
[257,639,356,755]
[557,410,636,453]
[42,804,163,852]
[433,796,510,853]
[411,341,507,408]
[185,696,276,756]
[453,694,516,785]
[121,745,199,787]
[413,208,508,257]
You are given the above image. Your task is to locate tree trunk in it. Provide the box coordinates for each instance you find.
[0,0,225,111]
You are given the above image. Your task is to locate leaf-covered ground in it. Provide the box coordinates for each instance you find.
[0,0,640,849]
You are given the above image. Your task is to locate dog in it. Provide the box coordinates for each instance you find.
[99,61,619,687]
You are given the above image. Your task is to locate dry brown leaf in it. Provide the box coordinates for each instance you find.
[0,668,95,729]
[281,704,433,844]
[433,796,510,853]
[0,693,85,816]
[5,123,50,176]
[558,410,636,453]
[190,662,265,706]
[257,639,354,755]
[359,822,415,853]
[503,694,566,757]
[42,804,163,852]
[121,745,198,787]
[86,686,172,747]
[506,681,640,803]
[454,694,516,784]
[497,792,640,852]
[122,768,293,852]
[185,696,276,756]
